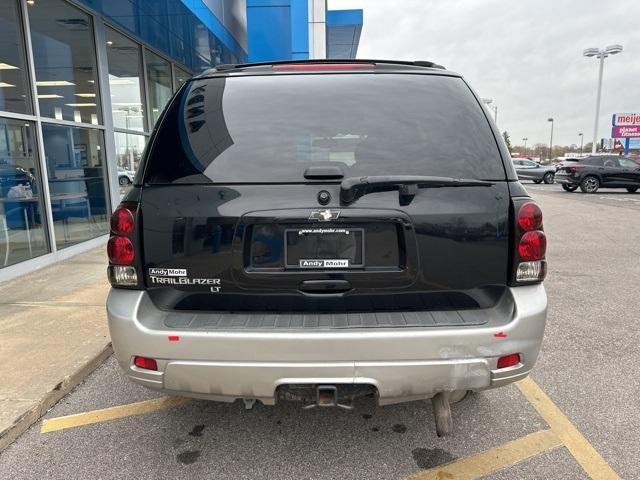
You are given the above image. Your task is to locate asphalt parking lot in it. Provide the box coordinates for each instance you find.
[1,184,638,479]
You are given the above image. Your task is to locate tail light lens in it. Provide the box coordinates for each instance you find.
[111,207,135,235]
[512,199,547,284]
[497,353,521,369]
[108,202,141,288]
[133,356,158,371]
[518,231,547,261]
[107,236,135,264]
[272,63,374,71]
[517,202,542,231]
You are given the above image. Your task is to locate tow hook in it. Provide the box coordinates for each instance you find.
[302,385,354,411]
[431,392,453,436]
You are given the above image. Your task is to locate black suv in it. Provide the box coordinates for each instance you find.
[556,155,640,193]
[106,60,548,436]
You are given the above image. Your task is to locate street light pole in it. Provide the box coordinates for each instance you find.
[522,137,528,154]
[592,54,605,154]
[583,45,623,154]
[547,118,554,160]
[578,133,584,155]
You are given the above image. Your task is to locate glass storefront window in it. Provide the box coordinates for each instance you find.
[28,0,101,124]
[0,0,32,115]
[114,132,145,197]
[0,118,49,267]
[106,28,146,132]
[173,66,190,92]
[145,50,172,127]
[42,125,109,249]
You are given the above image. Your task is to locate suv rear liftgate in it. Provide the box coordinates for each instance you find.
[107,61,548,436]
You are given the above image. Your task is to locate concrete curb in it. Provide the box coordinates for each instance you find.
[0,342,113,452]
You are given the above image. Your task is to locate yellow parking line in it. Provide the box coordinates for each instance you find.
[408,429,562,480]
[41,396,191,433]
[517,377,621,479]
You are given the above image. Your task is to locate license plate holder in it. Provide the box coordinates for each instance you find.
[285,227,364,269]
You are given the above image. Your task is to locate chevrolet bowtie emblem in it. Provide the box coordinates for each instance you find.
[309,209,340,221]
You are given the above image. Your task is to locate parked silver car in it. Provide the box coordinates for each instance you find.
[513,158,556,184]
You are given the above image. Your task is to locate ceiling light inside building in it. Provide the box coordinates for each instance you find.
[75,93,96,98]
[0,82,15,88]
[65,103,96,107]
[38,94,63,99]
[0,63,19,70]
[36,80,75,86]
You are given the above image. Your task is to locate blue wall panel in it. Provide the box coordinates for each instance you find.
[289,0,308,58]
[247,0,308,62]
[73,0,248,72]
[247,4,291,62]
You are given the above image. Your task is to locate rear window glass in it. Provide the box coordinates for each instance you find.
[144,73,505,184]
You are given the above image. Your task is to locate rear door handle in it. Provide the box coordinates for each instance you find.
[299,280,352,293]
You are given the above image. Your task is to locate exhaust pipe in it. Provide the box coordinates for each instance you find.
[432,392,453,437]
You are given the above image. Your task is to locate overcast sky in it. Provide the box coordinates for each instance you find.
[327,0,639,148]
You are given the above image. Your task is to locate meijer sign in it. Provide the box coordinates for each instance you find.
[612,113,640,126]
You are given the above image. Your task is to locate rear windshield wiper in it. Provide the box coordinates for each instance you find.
[340,175,494,204]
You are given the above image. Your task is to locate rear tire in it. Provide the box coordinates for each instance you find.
[627,187,638,193]
[580,176,599,193]
[543,172,555,184]
[562,184,578,192]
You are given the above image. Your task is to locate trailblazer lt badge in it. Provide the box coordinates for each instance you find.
[147,268,222,292]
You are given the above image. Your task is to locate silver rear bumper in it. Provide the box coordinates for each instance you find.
[106,285,547,405]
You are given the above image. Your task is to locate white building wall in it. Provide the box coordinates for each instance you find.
[308,0,326,59]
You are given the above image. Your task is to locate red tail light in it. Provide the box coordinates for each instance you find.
[108,236,135,264]
[272,63,374,71]
[108,202,140,287]
[497,353,521,369]
[518,231,547,261]
[133,356,158,371]
[566,165,584,174]
[111,207,135,235]
[517,202,542,231]
[512,199,547,284]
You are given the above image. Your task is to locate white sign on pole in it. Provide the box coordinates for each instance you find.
[612,113,640,126]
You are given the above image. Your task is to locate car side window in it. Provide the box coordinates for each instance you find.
[619,158,638,168]
[583,157,603,166]
[603,158,619,168]
[513,160,522,166]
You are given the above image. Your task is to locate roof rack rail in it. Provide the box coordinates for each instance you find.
[212,63,238,71]
[199,59,446,77]
[413,61,446,69]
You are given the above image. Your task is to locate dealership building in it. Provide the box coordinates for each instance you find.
[0,0,362,280]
